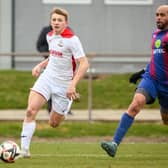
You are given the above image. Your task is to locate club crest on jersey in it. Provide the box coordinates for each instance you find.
[57,40,63,47]
[155,39,161,48]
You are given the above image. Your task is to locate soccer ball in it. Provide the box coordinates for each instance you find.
[0,140,21,163]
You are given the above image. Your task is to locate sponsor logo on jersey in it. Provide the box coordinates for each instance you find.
[50,50,63,57]
[153,48,165,54]
[154,39,165,54]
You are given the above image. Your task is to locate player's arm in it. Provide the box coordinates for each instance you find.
[32,58,49,77]
[66,56,89,100]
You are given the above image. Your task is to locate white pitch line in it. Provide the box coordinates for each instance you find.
[31,153,167,158]
[32,154,106,158]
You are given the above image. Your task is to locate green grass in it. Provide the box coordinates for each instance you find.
[0,121,168,138]
[0,121,167,167]
[0,71,166,167]
[0,70,159,109]
[1,142,168,168]
[0,70,35,109]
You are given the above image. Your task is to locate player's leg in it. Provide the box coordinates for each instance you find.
[101,77,156,157]
[160,107,168,125]
[21,90,46,157]
[49,92,72,128]
[101,92,146,157]
[158,93,168,125]
[114,92,146,142]
[49,112,65,128]
[48,83,73,127]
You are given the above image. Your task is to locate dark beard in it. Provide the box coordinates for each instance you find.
[156,22,168,30]
[157,23,163,29]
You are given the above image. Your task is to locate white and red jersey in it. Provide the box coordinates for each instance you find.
[44,27,85,81]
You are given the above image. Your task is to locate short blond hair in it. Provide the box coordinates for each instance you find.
[50,7,69,21]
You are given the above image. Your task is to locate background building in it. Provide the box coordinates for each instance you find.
[0,0,168,71]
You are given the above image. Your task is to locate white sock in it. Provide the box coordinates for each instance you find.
[21,121,36,151]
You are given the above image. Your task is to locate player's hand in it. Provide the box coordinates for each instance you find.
[66,85,76,100]
[66,85,79,101]
[129,69,145,84]
[74,92,80,102]
[163,41,168,53]
[32,65,41,77]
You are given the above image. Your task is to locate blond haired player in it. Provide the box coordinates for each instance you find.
[20,7,89,157]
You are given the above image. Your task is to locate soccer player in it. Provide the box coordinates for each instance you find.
[101,5,168,157]
[36,25,75,115]
[20,7,89,158]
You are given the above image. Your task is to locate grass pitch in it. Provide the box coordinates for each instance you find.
[0,70,159,109]
[1,142,167,168]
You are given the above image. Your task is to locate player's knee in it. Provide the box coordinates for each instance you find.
[26,108,37,120]
[49,111,64,128]
[49,120,60,128]
[128,99,144,116]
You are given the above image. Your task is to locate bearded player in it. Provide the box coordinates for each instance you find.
[101,5,168,157]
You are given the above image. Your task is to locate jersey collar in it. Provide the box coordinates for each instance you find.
[61,27,74,38]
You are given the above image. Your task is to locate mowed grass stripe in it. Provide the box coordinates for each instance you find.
[2,142,168,168]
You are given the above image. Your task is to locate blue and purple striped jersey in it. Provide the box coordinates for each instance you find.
[148,29,168,85]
